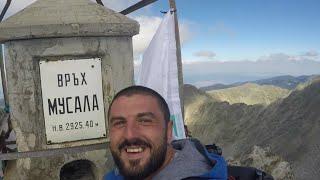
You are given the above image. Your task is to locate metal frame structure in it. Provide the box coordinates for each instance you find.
[120,0,158,15]
[0,0,11,111]
[0,0,11,22]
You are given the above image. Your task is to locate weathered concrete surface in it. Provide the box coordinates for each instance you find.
[0,0,139,42]
[2,36,133,179]
[4,148,115,180]
[4,37,134,151]
[0,0,138,179]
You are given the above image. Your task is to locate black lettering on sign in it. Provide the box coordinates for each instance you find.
[56,72,87,87]
[48,99,57,115]
[70,122,74,130]
[47,94,100,116]
[86,120,94,127]
[65,74,70,86]
[93,94,99,111]
[73,73,79,85]
[74,96,82,113]
[83,95,91,112]
[78,122,83,129]
[52,125,57,132]
[58,98,65,114]
[81,73,87,85]
[66,97,73,113]
[57,74,63,87]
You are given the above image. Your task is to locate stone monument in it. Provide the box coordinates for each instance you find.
[0,0,139,179]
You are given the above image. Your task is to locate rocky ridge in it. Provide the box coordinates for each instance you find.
[208,83,289,105]
[184,79,320,180]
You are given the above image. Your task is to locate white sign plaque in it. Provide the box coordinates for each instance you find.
[40,58,106,143]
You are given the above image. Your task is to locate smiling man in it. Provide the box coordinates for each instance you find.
[104,86,227,180]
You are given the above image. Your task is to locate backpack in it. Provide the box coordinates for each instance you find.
[227,166,274,180]
[192,139,274,180]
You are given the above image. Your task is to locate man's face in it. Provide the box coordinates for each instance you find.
[109,94,173,179]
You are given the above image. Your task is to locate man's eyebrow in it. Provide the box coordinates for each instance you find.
[109,116,126,123]
[137,112,156,118]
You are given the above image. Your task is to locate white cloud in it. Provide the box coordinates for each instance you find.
[132,15,192,61]
[258,53,293,61]
[193,50,216,59]
[182,52,320,85]
[136,52,320,85]
[258,52,320,62]
[132,16,163,57]
[179,20,193,45]
[302,50,319,57]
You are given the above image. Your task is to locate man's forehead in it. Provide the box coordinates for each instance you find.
[108,93,167,122]
[110,94,160,111]
[113,94,157,104]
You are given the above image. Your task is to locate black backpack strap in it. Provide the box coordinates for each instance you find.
[228,166,274,180]
[205,144,222,155]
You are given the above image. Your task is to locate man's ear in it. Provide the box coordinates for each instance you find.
[167,120,173,143]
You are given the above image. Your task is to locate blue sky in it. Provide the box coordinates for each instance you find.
[1,0,320,86]
[142,0,320,62]
[132,0,320,86]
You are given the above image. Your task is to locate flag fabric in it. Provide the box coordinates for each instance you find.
[137,11,186,139]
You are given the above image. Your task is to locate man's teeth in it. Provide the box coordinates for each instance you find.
[126,147,143,153]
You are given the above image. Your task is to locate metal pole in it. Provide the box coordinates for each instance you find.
[96,0,104,6]
[120,0,158,15]
[168,0,184,120]
[0,0,11,112]
[0,46,8,112]
[0,0,12,22]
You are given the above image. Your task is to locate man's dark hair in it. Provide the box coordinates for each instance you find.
[108,85,170,123]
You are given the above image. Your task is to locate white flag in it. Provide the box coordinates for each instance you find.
[137,12,186,139]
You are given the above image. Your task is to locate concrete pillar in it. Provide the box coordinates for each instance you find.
[0,0,139,179]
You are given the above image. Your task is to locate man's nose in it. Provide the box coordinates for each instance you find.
[124,121,139,139]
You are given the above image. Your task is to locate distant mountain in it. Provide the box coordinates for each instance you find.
[199,82,241,91]
[207,83,289,105]
[252,75,317,89]
[184,79,320,180]
[200,75,317,91]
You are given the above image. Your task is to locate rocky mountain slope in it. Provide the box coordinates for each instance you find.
[228,145,294,180]
[208,83,289,105]
[184,79,320,180]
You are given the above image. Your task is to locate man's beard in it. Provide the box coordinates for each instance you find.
[111,135,168,180]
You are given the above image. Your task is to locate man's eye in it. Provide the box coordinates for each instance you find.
[138,119,153,124]
[112,120,126,127]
